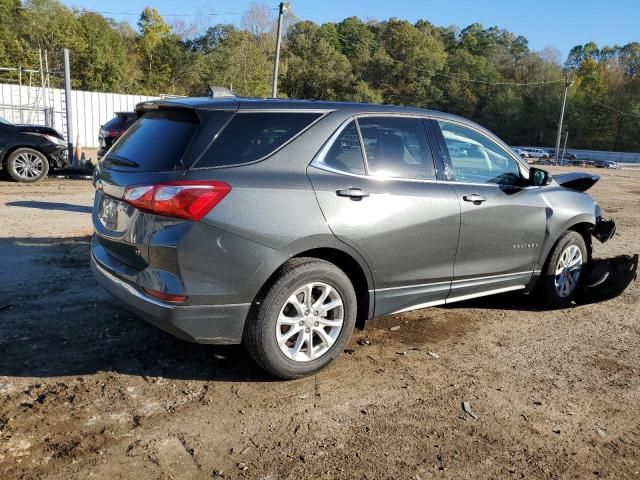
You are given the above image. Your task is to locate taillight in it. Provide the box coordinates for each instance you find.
[107,127,125,138]
[123,181,231,221]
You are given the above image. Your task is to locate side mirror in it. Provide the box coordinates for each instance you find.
[529,167,552,187]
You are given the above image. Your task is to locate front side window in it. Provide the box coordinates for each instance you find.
[198,112,322,168]
[437,121,522,185]
[321,121,365,175]
[357,117,435,180]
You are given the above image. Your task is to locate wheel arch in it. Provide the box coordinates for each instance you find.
[567,221,594,260]
[291,247,372,328]
[249,245,374,330]
[531,215,595,291]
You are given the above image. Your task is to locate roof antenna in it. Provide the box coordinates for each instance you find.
[206,86,236,98]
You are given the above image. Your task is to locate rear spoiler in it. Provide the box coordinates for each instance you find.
[135,97,239,118]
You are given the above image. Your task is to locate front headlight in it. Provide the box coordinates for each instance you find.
[43,134,65,145]
[595,202,604,218]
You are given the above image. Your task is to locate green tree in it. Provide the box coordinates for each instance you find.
[73,13,131,92]
[367,19,446,107]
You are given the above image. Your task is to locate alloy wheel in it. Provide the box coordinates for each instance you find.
[13,152,45,180]
[554,244,583,298]
[276,282,344,362]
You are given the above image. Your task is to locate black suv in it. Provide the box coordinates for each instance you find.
[97,112,136,160]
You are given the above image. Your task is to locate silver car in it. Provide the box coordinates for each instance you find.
[91,96,616,379]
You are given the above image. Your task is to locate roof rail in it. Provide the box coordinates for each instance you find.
[206,86,236,98]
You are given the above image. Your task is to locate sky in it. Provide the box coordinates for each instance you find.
[60,0,640,60]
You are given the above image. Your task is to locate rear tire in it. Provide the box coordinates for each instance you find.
[7,148,49,183]
[244,258,357,379]
[538,231,587,308]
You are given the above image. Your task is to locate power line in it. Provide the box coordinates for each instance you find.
[594,100,640,118]
[16,5,245,16]
[95,10,244,17]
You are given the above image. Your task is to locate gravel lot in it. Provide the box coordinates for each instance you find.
[0,167,638,479]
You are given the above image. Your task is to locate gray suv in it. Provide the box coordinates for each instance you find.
[91,96,616,379]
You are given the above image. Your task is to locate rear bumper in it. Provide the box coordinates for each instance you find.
[91,254,250,344]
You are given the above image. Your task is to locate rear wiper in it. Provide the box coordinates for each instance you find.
[106,157,139,168]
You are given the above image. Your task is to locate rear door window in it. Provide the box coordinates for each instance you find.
[106,110,199,171]
[357,117,435,180]
[196,112,322,168]
[320,121,365,175]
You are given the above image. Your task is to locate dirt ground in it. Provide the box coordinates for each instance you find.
[0,167,638,480]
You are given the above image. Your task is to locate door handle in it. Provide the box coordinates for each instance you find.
[336,188,369,199]
[463,193,487,204]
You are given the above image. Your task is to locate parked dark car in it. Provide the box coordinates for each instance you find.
[569,159,590,168]
[554,150,577,161]
[97,112,137,159]
[593,160,620,169]
[91,96,616,379]
[547,150,577,161]
[0,116,67,182]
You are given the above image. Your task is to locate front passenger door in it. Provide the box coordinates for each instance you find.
[433,120,548,300]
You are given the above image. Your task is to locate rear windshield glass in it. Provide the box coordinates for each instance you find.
[196,112,321,168]
[105,110,198,171]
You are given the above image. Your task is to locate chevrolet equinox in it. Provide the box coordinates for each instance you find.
[91,95,616,379]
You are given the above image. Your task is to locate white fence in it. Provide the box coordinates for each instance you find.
[0,83,157,148]
[3,81,639,161]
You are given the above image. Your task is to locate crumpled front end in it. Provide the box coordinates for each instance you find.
[593,204,616,243]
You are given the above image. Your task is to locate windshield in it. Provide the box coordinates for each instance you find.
[0,116,13,125]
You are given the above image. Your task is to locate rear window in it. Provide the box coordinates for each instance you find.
[105,110,198,171]
[196,112,321,168]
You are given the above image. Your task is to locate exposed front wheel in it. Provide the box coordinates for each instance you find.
[538,231,587,308]
[244,258,357,379]
[7,148,49,183]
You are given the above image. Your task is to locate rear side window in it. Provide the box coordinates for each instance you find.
[358,117,435,180]
[321,122,365,175]
[106,110,198,171]
[197,112,321,168]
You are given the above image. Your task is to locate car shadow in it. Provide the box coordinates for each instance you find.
[6,200,92,213]
[0,236,274,382]
[1,235,635,382]
[577,254,638,304]
[445,254,638,312]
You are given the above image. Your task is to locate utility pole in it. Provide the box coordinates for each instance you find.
[271,2,290,98]
[63,48,74,167]
[554,76,573,165]
[561,131,569,165]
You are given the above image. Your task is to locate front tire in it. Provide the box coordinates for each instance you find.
[6,148,49,183]
[538,231,587,308]
[244,258,357,379]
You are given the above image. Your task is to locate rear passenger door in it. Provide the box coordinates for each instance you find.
[307,116,461,316]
